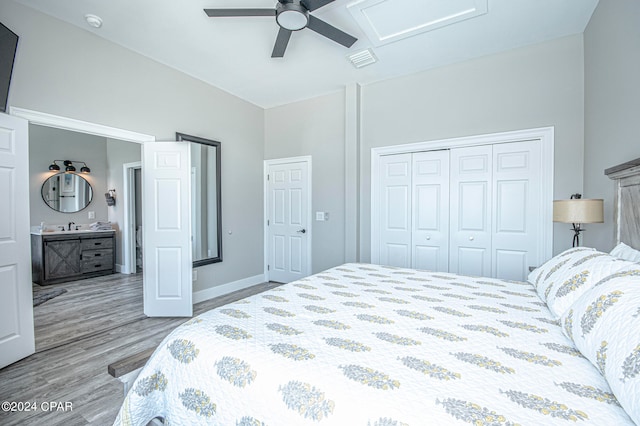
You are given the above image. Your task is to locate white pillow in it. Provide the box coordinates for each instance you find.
[527,247,595,291]
[544,254,639,318]
[560,274,640,425]
[611,242,640,263]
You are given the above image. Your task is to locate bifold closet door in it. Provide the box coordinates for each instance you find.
[377,151,450,270]
[378,153,412,268]
[449,145,493,277]
[449,141,541,280]
[412,150,449,271]
[491,141,541,281]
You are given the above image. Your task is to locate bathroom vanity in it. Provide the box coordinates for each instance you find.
[31,229,116,285]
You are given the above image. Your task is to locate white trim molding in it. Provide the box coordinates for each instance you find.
[193,273,267,304]
[263,155,313,281]
[9,107,155,143]
[371,126,554,269]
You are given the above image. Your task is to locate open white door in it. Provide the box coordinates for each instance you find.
[0,113,34,368]
[143,141,192,317]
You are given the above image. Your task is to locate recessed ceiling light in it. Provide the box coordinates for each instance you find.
[84,14,103,29]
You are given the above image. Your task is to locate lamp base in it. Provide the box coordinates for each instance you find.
[571,223,583,247]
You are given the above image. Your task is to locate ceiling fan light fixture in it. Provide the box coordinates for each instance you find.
[276,2,308,31]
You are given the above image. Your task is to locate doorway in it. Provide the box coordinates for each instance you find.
[123,161,143,274]
[12,107,154,351]
[264,156,312,283]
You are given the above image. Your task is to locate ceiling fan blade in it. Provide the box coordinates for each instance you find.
[272,28,293,58]
[306,15,357,48]
[204,8,275,17]
[300,0,335,12]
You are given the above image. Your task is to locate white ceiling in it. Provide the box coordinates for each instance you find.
[14,0,598,108]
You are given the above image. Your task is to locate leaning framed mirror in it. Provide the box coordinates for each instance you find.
[176,132,222,266]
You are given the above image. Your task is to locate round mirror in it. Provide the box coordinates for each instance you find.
[41,173,93,213]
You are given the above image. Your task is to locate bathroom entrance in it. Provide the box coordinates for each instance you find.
[123,161,143,274]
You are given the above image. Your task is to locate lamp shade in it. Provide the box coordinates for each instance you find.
[553,199,604,223]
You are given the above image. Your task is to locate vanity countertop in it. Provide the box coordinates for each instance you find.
[31,229,115,236]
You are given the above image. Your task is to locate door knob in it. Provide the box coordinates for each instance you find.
[469,236,474,241]
[297,229,306,234]
[426,236,431,240]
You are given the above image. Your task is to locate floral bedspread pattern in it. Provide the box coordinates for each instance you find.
[114,264,634,425]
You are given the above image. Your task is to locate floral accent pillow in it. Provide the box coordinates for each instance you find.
[560,275,640,425]
[542,253,638,319]
[527,247,595,292]
[610,242,640,263]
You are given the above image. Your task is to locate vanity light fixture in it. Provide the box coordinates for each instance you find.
[47,160,91,174]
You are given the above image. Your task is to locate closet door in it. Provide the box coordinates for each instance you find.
[378,153,412,267]
[492,141,541,281]
[449,145,492,276]
[412,150,449,271]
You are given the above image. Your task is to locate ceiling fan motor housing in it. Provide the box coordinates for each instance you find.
[276,0,309,31]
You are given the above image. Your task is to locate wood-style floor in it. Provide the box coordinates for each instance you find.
[33,274,146,352]
[0,273,280,426]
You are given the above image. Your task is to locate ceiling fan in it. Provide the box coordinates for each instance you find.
[204,0,358,58]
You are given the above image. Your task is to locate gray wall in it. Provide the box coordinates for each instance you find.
[264,92,346,273]
[359,35,586,261]
[3,0,265,291]
[29,125,108,226]
[583,0,640,251]
[263,35,586,269]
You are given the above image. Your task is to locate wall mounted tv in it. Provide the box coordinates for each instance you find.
[0,22,18,113]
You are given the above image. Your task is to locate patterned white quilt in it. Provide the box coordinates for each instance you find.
[114,264,635,425]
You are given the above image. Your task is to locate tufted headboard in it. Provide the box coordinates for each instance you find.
[605,158,640,250]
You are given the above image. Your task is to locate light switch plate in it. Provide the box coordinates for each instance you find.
[88,211,95,219]
[316,211,329,221]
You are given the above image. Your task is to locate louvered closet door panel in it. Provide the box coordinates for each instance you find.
[449,145,492,277]
[412,150,450,272]
[379,153,412,268]
[492,140,541,281]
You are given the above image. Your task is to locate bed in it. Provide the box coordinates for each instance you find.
[114,159,640,425]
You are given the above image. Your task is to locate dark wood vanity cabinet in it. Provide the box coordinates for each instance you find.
[31,231,115,285]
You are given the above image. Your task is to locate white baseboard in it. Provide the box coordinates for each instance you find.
[115,263,123,273]
[192,273,267,304]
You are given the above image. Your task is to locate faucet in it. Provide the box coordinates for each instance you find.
[68,221,75,231]
[57,225,65,231]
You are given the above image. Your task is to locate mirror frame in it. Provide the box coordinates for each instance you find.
[41,172,94,213]
[176,132,223,266]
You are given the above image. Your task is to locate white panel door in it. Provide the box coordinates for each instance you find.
[267,160,310,283]
[450,145,493,277]
[0,113,34,368]
[412,150,450,271]
[492,140,541,281]
[378,153,412,267]
[143,141,192,317]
